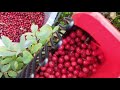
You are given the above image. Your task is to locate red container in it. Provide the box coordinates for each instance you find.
[72,12,120,78]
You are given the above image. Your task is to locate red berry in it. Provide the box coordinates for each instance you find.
[77,42,82,46]
[73,76,77,78]
[35,74,40,78]
[52,56,58,62]
[66,36,71,42]
[78,72,85,78]
[81,43,87,49]
[59,57,64,63]
[93,63,98,68]
[86,49,91,55]
[76,29,83,37]
[65,44,70,50]
[73,70,79,76]
[76,47,81,53]
[46,68,53,73]
[77,58,83,65]
[61,74,67,78]
[68,66,74,72]
[81,53,86,58]
[39,76,44,78]
[89,65,94,70]
[82,67,89,73]
[70,56,76,62]
[64,62,71,68]
[70,31,76,39]
[61,68,67,74]
[49,61,55,68]
[70,39,75,45]
[59,45,64,50]
[44,72,49,78]
[83,60,90,66]
[58,64,63,69]
[39,72,44,76]
[92,51,97,56]
[75,65,81,70]
[49,75,55,78]
[58,50,65,56]
[70,46,75,51]
[64,55,70,61]
[86,56,92,61]
[75,37,80,42]
[71,61,77,67]
[63,39,67,45]
[75,53,79,58]
[40,67,46,71]
[55,52,59,56]
[81,35,87,41]
[55,72,61,77]
[67,73,73,78]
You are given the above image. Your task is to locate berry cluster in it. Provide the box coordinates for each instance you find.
[35,29,105,78]
[0,12,44,42]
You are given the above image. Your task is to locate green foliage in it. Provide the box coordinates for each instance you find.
[0,24,60,78]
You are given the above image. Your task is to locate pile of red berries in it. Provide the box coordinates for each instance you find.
[0,12,44,42]
[35,29,105,78]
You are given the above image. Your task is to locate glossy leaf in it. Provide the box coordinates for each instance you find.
[1,64,10,72]
[31,24,38,34]
[1,36,14,50]
[22,50,33,64]
[30,43,42,54]
[8,70,17,77]
[1,58,12,65]
[0,72,3,78]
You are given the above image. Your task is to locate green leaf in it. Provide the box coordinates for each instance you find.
[0,64,3,69]
[0,50,16,56]
[10,61,18,71]
[1,58,12,65]
[26,35,37,44]
[52,26,59,33]
[37,24,52,44]
[17,63,24,70]
[14,61,18,70]
[24,40,32,48]
[1,36,14,50]
[23,32,33,36]
[8,70,17,78]
[31,24,38,34]
[0,46,16,56]
[16,49,21,57]
[13,43,20,52]
[22,50,33,64]
[30,43,42,54]
[0,46,8,52]
[16,56,23,63]
[40,24,52,32]
[19,34,26,50]
[0,72,3,78]
[1,64,10,72]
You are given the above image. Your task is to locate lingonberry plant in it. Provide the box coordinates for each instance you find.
[0,24,60,78]
[0,12,44,42]
[35,28,105,78]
